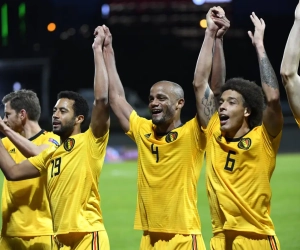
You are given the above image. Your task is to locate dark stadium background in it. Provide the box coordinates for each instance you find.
[0,1,299,249]
[0,0,299,151]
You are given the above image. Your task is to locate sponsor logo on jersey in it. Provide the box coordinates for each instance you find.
[49,138,59,147]
[165,131,178,143]
[144,133,151,138]
[238,138,251,150]
[9,148,16,154]
[64,138,75,151]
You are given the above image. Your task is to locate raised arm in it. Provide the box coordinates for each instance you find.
[280,1,300,123]
[193,7,223,128]
[91,25,110,138]
[210,15,230,104]
[102,26,133,133]
[0,140,40,181]
[248,12,283,136]
[0,119,49,157]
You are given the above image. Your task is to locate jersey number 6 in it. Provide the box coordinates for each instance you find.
[224,150,236,172]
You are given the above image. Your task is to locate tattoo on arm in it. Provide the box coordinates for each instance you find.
[259,53,279,89]
[201,85,216,120]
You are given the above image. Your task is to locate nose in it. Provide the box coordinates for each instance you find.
[52,110,59,119]
[3,116,7,123]
[219,101,227,111]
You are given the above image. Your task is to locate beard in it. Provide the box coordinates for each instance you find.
[53,118,75,138]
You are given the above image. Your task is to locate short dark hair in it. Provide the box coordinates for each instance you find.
[2,89,41,121]
[57,91,89,123]
[221,77,264,129]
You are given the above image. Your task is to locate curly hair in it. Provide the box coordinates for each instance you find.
[221,78,264,129]
[2,89,41,121]
[57,91,89,124]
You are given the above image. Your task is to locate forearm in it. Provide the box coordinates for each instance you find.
[194,30,216,88]
[2,126,43,157]
[103,46,126,101]
[281,20,300,80]
[211,38,226,99]
[93,47,109,103]
[256,44,280,102]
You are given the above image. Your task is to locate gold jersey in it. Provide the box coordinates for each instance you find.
[204,113,282,235]
[28,128,109,235]
[1,130,60,236]
[126,111,206,234]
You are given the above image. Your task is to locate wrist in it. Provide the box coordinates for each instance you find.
[93,46,103,53]
[254,42,265,50]
[103,45,114,54]
[205,29,216,38]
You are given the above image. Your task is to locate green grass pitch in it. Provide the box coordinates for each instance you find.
[0,153,299,249]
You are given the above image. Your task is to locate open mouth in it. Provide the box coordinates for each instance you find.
[52,121,61,128]
[152,109,162,116]
[219,114,229,125]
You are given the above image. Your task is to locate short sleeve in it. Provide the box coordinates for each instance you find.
[126,110,146,142]
[86,127,109,159]
[28,149,48,175]
[261,123,282,156]
[201,112,220,139]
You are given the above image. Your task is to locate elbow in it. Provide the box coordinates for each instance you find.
[280,68,296,86]
[94,97,109,106]
[265,94,280,105]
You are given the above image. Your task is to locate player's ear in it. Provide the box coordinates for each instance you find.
[75,115,85,125]
[19,109,27,120]
[176,98,185,110]
[244,107,251,117]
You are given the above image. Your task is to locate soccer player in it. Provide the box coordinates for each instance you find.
[281,0,300,127]
[0,25,110,250]
[0,90,60,250]
[194,10,283,250]
[101,8,229,249]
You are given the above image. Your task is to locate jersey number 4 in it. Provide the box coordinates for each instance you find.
[51,157,61,177]
[151,144,159,163]
[224,150,236,171]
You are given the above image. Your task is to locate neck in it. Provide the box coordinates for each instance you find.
[22,120,42,139]
[223,126,251,139]
[155,120,182,135]
[60,127,81,143]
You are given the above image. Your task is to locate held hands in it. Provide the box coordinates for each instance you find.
[103,25,112,49]
[207,6,230,39]
[248,12,265,47]
[92,25,106,50]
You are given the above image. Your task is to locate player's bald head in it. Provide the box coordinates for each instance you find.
[152,81,184,100]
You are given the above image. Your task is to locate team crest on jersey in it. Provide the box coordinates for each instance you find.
[9,148,16,154]
[49,138,59,147]
[238,138,251,150]
[217,135,222,141]
[64,138,75,151]
[144,133,151,138]
[165,131,178,143]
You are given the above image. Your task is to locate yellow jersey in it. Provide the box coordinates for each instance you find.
[28,128,108,235]
[204,113,282,235]
[126,111,206,234]
[1,130,60,237]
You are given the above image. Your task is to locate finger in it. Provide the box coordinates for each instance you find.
[247,31,253,40]
[260,18,266,28]
[251,12,260,22]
